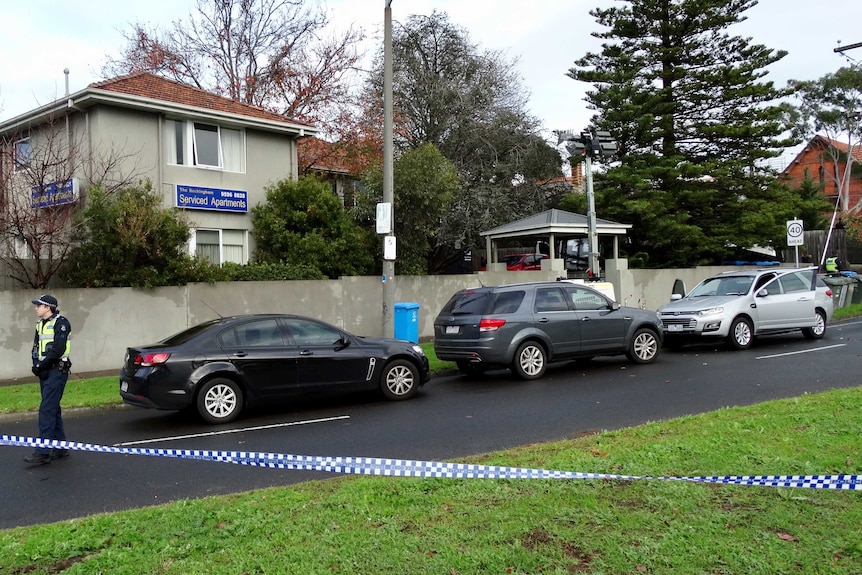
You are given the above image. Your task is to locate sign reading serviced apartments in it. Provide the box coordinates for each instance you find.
[31,178,78,208]
[175,185,248,213]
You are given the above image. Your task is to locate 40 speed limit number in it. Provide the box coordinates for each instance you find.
[786,219,804,246]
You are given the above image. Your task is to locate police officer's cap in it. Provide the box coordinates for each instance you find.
[31,294,58,308]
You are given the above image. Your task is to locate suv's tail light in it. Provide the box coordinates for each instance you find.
[135,352,171,366]
[479,318,507,332]
[826,289,833,297]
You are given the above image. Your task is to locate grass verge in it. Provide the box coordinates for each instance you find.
[2,387,861,574]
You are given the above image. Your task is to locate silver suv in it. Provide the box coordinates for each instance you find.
[433,281,663,380]
[657,267,834,350]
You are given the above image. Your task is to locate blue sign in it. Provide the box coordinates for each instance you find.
[176,185,248,213]
[31,179,78,208]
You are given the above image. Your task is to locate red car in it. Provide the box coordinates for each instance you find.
[504,253,549,271]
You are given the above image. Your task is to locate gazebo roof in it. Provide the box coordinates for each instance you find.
[480,208,631,241]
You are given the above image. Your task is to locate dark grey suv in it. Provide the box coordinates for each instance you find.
[433,281,663,380]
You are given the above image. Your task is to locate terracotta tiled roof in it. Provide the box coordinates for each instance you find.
[827,137,862,162]
[89,72,308,126]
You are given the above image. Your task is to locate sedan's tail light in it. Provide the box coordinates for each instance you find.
[135,352,171,366]
[479,318,506,332]
[826,289,833,297]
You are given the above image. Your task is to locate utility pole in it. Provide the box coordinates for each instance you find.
[381,0,396,337]
[834,41,862,53]
[556,130,618,278]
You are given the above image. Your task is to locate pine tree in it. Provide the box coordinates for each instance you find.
[569,0,795,267]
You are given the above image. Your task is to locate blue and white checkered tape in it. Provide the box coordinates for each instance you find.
[3,435,859,490]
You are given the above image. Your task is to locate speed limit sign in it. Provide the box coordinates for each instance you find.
[786,219,804,246]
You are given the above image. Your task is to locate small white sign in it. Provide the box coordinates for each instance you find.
[376,202,392,234]
[786,219,804,247]
[383,235,397,260]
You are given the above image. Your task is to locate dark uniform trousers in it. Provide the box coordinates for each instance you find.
[36,367,68,455]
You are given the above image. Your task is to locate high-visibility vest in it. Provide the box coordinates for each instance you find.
[825,257,838,272]
[36,316,71,361]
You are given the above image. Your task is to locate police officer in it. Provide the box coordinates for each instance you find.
[24,294,72,465]
[825,255,839,274]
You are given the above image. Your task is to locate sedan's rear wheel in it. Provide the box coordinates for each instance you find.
[626,328,660,364]
[727,317,753,350]
[802,310,827,339]
[511,340,547,380]
[380,359,419,400]
[196,378,243,424]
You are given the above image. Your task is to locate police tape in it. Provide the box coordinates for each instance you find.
[3,434,860,490]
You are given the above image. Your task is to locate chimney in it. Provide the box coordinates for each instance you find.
[571,162,584,189]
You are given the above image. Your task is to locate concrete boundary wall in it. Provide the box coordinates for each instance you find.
[0,264,781,381]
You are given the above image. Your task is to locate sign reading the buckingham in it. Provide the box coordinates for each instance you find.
[175,185,248,213]
[32,179,78,208]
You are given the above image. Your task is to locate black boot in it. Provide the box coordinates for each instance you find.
[23,453,51,465]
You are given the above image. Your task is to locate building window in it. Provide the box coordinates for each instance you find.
[14,138,31,171]
[192,228,247,265]
[165,120,245,172]
[193,123,220,167]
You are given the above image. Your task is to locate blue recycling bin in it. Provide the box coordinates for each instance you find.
[394,302,420,343]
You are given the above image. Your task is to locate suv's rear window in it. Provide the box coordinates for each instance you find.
[441,290,526,315]
[441,290,493,315]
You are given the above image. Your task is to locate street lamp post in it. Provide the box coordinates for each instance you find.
[381,0,396,337]
[556,130,618,277]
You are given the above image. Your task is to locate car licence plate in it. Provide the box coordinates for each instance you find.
[121,381,128,392]
[445,325,460,335]
[668,324,683,332]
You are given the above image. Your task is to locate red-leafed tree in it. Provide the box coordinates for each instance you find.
[102,0,365,136]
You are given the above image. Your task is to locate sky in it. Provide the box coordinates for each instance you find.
[2,0,861,165]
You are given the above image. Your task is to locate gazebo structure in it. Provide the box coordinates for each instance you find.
[480,208,632,274]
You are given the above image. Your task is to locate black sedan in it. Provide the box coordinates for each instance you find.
[120,314,430,424]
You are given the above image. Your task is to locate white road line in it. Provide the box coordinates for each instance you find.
[113,415,351,447]
[835,319,862,327]
[756,344,847,360]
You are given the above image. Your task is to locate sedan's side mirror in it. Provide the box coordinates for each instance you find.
[757,288,768,297]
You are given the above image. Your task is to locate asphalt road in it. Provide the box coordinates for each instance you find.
[3,320,862,529]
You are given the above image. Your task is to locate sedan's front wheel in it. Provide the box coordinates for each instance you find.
[196,378,243,424]
[626,328,660,364]
[380,359,419,400]
[511,340,547,380]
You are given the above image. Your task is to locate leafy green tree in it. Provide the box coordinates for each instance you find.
[569,0,795,267]
[252,175,374,278]
[360,144,460,274]
[61,183,210,287]
[362,11,563,264]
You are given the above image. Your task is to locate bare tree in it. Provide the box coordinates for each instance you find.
[102,0,365,132]
[0,117,143,288]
